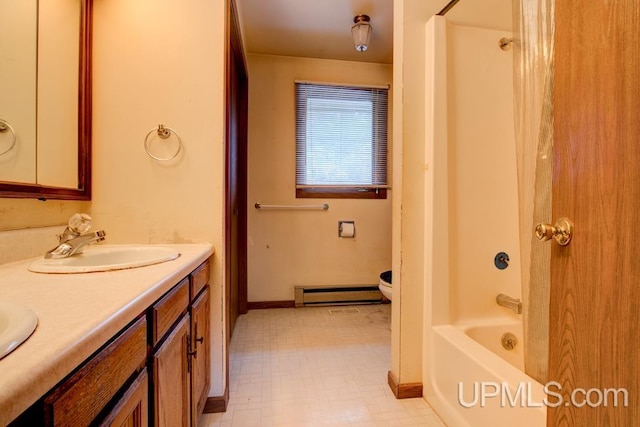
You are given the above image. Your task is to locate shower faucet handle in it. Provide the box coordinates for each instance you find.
[535,217,574,246]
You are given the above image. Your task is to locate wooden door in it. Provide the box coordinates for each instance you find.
[225,0,248,340]
[548,1,640,425]
[190,287,211,426]
[152,315,190,427]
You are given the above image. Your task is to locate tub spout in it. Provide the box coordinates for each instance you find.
[496,294,522,314]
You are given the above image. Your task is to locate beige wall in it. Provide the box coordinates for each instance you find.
[246,54,393,302]
[0,199,89,232]
[391,0,432,386]
[91,0,227,396]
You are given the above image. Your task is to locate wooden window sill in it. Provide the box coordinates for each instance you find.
[296,188,387,200]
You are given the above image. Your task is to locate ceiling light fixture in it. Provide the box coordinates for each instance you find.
[352,15,372,52]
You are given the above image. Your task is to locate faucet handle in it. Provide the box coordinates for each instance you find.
[68,213,92,234]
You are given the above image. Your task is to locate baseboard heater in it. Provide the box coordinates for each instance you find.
[294,284,382,307]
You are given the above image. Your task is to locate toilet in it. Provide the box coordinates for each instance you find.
[379,270,392,301]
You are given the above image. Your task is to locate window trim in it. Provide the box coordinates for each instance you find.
[295,82,389,200]
[296,186,387,199]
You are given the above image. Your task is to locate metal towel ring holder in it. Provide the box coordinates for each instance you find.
[0,119,17,156]
[144,124,182,161]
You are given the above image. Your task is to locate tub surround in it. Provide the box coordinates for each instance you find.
[420,14,541,426]
[0,243,213,425]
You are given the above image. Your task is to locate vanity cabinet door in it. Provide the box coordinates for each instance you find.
[98,370,148,427]
[152,314,191,427]
[190,286,210,426]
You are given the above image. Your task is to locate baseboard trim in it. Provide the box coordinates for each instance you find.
[247,300,296,310]
[387,371,423,399]
[203,386,229,413]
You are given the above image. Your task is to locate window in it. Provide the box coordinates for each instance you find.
[295,82,389,199]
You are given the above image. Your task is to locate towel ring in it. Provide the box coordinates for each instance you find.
[144,124,182,161]
[0,119,17,156]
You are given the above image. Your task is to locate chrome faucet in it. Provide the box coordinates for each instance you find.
[496,294,522,314]
[45,214,106,259]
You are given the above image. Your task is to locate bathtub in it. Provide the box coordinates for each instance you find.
[426,319,546,427]
[462,319,524,371]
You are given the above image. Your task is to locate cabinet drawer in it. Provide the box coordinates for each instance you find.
[190,260,210,300]
[151,277,189,345]
[44,317,147,427]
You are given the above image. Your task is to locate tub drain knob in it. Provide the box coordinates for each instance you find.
[501,332,518,350]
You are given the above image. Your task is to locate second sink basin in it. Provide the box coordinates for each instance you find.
[28,245,180,274]
[0,302,38,360]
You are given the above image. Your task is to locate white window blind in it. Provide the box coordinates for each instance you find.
[295,83,388,189]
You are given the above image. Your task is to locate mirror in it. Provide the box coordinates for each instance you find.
[0,0,91,200]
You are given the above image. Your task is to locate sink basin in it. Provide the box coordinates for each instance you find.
[0,302,38,360]
[28,245,180,274]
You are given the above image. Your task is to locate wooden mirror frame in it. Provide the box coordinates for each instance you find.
[0,0,92,201]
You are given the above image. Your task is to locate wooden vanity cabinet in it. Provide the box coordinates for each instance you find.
[9,259,211,427]
[150,260,211,427]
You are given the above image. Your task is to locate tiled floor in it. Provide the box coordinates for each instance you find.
[199,305,446,427]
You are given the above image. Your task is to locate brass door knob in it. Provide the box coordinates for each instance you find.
[535,217,574,246]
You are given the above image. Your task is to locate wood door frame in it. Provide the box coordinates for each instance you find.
[222,0,248,409]
[233,1,249,318]
[224,0,248,328]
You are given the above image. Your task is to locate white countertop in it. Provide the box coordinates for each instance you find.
[0,243,214,425]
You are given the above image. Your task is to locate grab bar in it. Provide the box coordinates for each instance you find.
[254,202,329,211]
